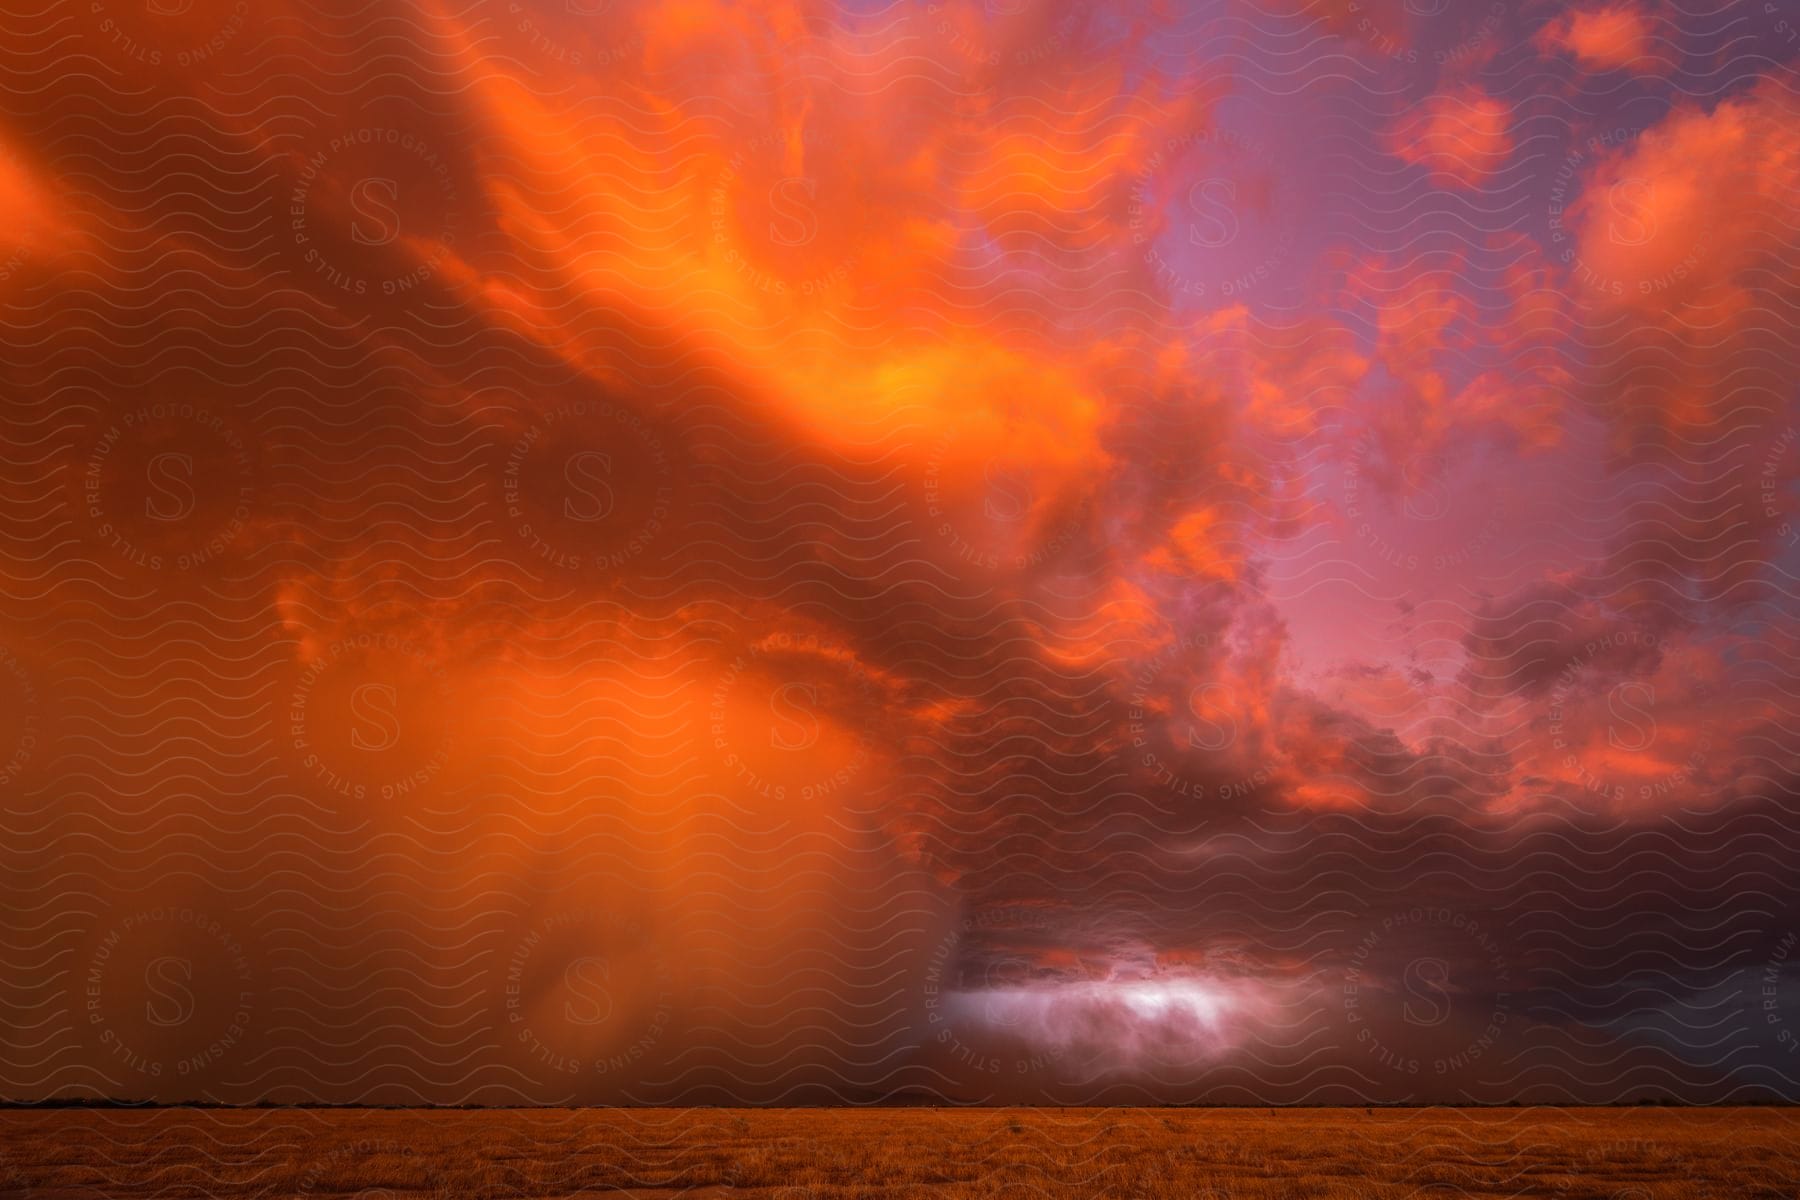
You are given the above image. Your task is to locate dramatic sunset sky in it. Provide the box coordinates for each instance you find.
[1,0,1798,1105]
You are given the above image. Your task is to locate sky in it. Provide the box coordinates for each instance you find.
[0,0,1798,1105]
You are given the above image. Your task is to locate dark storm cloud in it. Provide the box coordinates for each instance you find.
[0,0,1797,1108]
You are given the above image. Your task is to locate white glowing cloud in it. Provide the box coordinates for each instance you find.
[946,973,1263,1067]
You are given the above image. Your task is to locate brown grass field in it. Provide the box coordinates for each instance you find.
[1,1106,1795,1198]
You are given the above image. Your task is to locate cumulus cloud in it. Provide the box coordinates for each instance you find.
[1536,3,1663,73]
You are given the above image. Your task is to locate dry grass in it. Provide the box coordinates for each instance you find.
[1,1106,1795,1198]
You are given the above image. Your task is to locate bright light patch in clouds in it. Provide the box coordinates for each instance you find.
[952,974,1257,1064]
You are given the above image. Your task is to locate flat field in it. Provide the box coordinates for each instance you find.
[1,1106,1795,1198]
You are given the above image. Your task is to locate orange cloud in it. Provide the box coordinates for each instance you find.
[1557,80,1800,446]
[1564,83,1798,315]
[1536,4,1662,73]
[1387,87,1516,189]
[0,125,83,283]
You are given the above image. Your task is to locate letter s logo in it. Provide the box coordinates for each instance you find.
[349,178,402,247]
[981,956,1031,1027]
[349,683,401,752]
[1402,957,1453,1026]
[982,461,1033,524]
[145,453,196,521]
[1401,454,1451,522]
[1606,682,1656,753]
[1607,178,1656,247]
[562,451,615,522]
[767,177,819,247]
[1186,683,1238,751]
[144,956,196,1027]
[1186,178,1240,248]
[769,682,820,751]
[563,957,613,1025]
